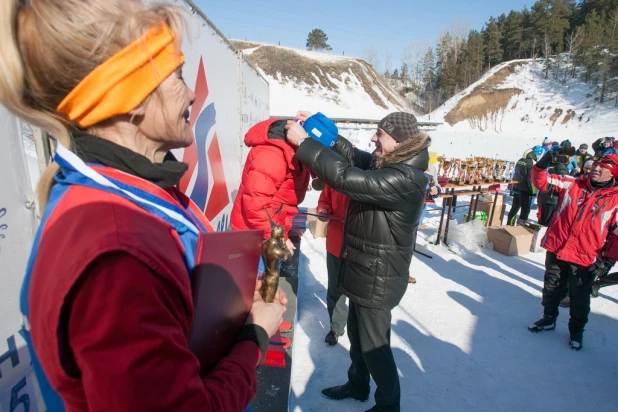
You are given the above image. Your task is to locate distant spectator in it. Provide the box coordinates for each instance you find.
[572,143,592,175]
[507,148,539,225]
[540,137,552,155]
[592,136,616,156]
[538,148,569,227]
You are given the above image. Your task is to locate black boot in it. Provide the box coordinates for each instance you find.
[322,382,369,402]
[324,330,343,346]
[570,330,584,351]
[528,315,556,332]
[365,405,400,412]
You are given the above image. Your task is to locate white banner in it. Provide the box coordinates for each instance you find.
[170,2,270,232]
[0,107,42,411]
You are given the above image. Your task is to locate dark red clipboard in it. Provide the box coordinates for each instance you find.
[187,229,263,375]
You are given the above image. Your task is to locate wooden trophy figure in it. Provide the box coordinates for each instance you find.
[260,224,292,303]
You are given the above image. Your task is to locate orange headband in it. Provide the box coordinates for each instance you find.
[57,22,184,128]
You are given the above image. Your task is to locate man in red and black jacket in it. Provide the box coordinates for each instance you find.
[317,185,350,345]
[528,150,618,351]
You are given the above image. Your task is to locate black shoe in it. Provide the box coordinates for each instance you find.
[528,315,556,332]
[570,330,584,351]
[322,383,369,402]
[365,405,400,412]
[325,330,343,346]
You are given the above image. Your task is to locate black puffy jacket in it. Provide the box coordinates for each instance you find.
[296,136,428,310]
[513,152,537,194]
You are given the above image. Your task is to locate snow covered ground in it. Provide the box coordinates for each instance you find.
[290,196,618,412]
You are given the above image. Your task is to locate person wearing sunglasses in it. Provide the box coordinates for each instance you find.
[528,151,618,351]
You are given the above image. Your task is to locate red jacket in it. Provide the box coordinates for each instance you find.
[231,119,310,239]
[532,165,618,266]
[317,185,349,258]
[29,167,261,411]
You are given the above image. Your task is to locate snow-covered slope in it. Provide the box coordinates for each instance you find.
[232,40,416,119]
[423,58,618,159]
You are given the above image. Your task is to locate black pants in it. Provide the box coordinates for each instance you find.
[347,301,400,411]
[507,192,532,225]
[542,252,594,334]
[538,203,557,227]
[326,252,347,334]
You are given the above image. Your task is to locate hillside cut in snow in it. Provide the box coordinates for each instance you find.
[232,40,416,119]
[422,58,618,160]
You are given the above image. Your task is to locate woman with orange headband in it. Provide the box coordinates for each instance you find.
[0,1,285,410]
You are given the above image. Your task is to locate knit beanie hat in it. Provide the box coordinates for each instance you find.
[579,143,588,150]
[560,140,572,148]
[302,112,339,148]
[542,137,550,146]
[377,112,420,142]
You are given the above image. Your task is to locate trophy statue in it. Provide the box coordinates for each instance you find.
[259,223,291,303]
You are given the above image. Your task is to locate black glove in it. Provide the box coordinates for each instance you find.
[536,151,553,170]
[589,259,612,281]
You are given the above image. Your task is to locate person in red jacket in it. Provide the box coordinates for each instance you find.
[3,2,286,410]
[317,185,350,345]
[528,151,618,351]
[231,118,310,255]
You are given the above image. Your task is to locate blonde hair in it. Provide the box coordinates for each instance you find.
[0,0,185,213]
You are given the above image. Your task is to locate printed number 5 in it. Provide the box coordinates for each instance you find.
[10,377,30,412]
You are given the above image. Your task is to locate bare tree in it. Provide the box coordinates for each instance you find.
[402,41,428,88]
[564,27,582,84]
[384,48,392,77]
[543,32,551,79]
[449,17,472,62]
[363,46,381,70]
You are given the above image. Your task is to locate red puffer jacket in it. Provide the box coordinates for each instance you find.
[317,185,349,258]
[231,119,310,239]
[532,165,618,266]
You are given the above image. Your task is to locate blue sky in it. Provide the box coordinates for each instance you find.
[195,0,532,70]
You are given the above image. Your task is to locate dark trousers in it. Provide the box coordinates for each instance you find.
[507,192,532,225]
[542,252,594,334]
[326,252,347,334]
[538,203,558,227]
[347,301,400,411]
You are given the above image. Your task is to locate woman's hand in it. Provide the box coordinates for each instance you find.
[247,280,286,337]
[285,121,308,147]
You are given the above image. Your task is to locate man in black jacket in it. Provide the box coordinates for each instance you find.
[538,161,569,226]
[507,149,538,225]
[286,111,429,412]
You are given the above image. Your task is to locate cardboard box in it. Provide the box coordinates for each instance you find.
[516,219,548,253]
[308,219,327,238]
[487,225,534,256]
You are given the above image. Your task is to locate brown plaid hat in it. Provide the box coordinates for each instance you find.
[377,112,420,142]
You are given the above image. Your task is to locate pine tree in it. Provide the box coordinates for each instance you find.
[531,0,576,54]
[306,29,332,51]
[502,11,525,60]
[484,18,503,68]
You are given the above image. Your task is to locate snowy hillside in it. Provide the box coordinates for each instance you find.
[422,58,618,160]
[232,41,416,119]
